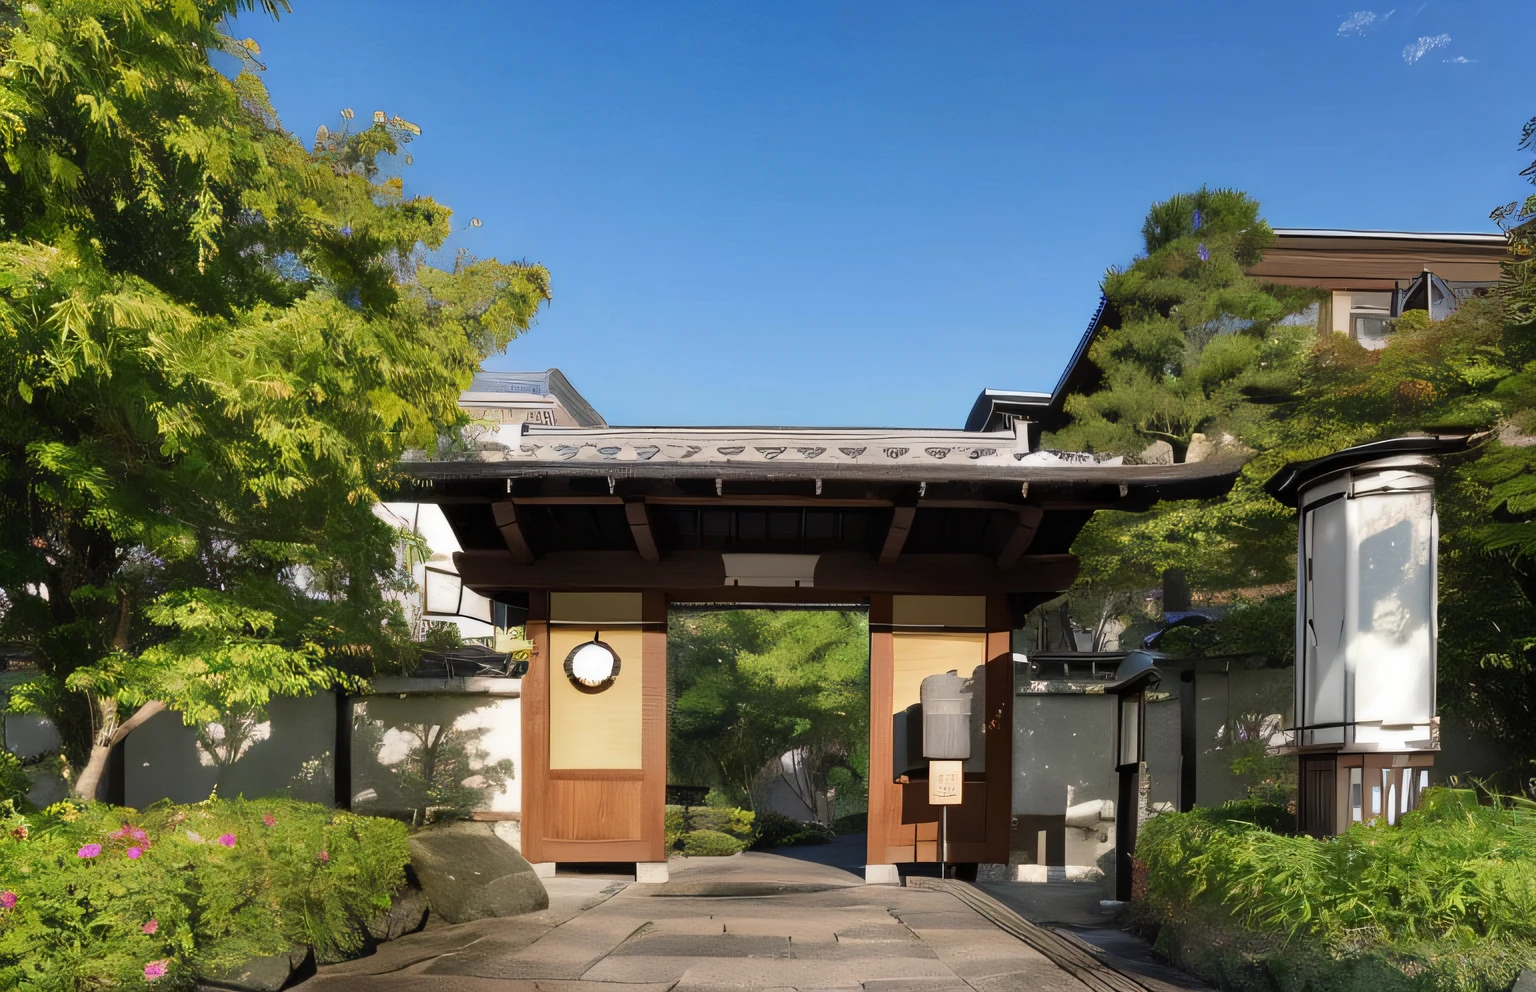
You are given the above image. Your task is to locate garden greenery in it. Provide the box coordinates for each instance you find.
[1134,790,1536,991]
[0,796,409,990]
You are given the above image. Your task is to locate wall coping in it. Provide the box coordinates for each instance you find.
[364,676,523,697]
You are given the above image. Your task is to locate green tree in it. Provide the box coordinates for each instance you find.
[1054,117,1536,782]
[0,1,551,797]
[668,610,868,822]
[1045,188,1318,639]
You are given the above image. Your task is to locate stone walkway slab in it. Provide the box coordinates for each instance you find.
[296,853,1110,992]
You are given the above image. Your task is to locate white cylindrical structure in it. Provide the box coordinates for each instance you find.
[920,670,973,761]
[1295,454,1437,752]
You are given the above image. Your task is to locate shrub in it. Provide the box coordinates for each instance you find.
[665,805,686,850]
[1134,789,1536,992]
[680,829,745,857]
[0,752,28,807]
[751,810,834,849]
[832,811,867,836]
[0,796,409,990]
[688,805,755,841]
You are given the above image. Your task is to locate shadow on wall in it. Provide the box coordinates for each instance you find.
[126,695,336,808]
[350,694,519,825]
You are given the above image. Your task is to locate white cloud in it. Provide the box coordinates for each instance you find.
[1337,10,1377,34]
[1443,55,1476,64]
[1402,33,1450,64]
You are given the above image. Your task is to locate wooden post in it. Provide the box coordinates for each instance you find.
[641,591,668,862]
[521,590,550,865]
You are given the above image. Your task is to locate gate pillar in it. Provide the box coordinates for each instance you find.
[867,594,1013,877]
[521,590,668,869]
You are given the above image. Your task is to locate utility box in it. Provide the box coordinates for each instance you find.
[1267,436,1467,836]
[920,670,972,761]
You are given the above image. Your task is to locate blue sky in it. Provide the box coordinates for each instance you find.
[250,1,1532,428]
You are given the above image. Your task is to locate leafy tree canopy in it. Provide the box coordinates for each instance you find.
[0,0,551,797]
[668,610,868,822]
[1051,117,1536,779]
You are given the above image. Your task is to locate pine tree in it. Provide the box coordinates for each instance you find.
[0,1,551,797]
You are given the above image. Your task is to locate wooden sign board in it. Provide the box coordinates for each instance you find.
[928,759,964,805]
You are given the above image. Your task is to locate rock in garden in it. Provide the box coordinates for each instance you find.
[366,875,431,941]
[407,819,549,924]
[196,946,312,992]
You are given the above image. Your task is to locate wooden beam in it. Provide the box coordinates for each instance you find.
[996,507,1045,569]
[643,495,893,507]
[490,502,535,564]
[452,549,1080,596]
[510,496,625,505]
[624,500,661,562]
[879,505,917,565]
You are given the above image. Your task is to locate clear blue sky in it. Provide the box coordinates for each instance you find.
[249,1,1532,428]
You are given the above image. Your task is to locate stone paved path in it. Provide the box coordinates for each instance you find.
[297,852,1094,992]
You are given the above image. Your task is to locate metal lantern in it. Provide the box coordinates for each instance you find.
[920,670,973,762]
[1267,436,1468,836]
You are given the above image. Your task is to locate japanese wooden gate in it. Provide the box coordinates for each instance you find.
[403,423,1238,876]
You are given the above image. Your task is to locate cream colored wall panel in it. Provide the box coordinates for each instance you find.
[549,627,644,769]
[550,592,644,625]
[892,632,987,713]
[1331,292,1352,335]
[892,595,986,628]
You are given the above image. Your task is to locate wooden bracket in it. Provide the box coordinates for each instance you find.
[624,499,661,562]
[996,506,1045,569]
[879,505,918,565]
[490,501,535,564]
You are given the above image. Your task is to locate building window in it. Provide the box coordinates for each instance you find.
[1350,292,1394,350]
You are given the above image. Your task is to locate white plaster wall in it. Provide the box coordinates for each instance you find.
[350,693,520,820]
[3,713,68,806]
[125,695,336,808]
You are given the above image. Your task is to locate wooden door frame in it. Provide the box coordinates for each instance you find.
[525,589,1013,868]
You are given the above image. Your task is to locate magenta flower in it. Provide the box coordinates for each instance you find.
[76,844,102,859]
[144,960,168,980]
[217,833,236,848]
[127,846,144,860]
[262,814,276,827]
[317,850,330,863]
[130,828,148,842]
[142,919,159,935]
[0,891,15,909]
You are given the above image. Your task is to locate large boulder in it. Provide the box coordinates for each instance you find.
[407,820,549,924]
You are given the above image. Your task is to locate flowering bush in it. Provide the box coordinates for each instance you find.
[0,796,409,990]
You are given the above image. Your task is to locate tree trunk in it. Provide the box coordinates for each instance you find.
[71,699,166,800]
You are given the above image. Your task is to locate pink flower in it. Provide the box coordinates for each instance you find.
[142,919,159,934]
[127,847,144,860]
[0,891,15,909]
[144,960,168,980]
[317,850,329,863]
[76,844,101,859]
[110,825,131,839]
[262,814,276,827]
[130,828,148,842]
[217,833,236,848]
